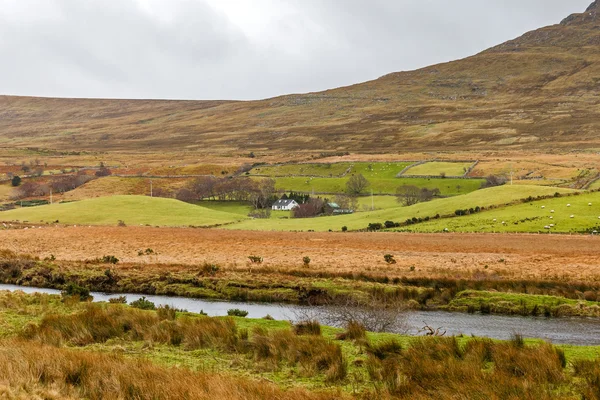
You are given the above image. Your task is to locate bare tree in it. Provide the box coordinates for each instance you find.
[249,178,276,210]
[333,194,359,211]
[293,198,324,218]
[346,174,370,195]
[396,185,421,206]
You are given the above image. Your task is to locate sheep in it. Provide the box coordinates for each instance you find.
[570,215,575,218]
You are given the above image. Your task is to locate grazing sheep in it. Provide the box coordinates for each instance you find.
[570,215,575,218]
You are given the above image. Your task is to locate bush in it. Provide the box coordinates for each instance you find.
[108,296,127,304]
[302,256,311,268]
[61,282,92,301]
[201,263,220,276]
[130,296,156,310]
[341,226,348,232]
[100,255,119,264]
[248,255,263,264]
[384,254,396,264]
[11,176,21,187]
[367,222,383,231]
[227,308,248,317]
[157,305,178,321]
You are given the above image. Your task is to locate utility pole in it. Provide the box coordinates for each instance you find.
[510,164,513,186]
[371,189,374,211]
[150,180,153,197]
[50,189,53,205]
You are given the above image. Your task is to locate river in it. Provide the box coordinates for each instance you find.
[2,284,599,346]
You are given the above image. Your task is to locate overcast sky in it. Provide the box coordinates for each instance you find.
[0,0,592,100]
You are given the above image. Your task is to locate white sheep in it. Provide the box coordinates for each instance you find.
[570,215,575,218]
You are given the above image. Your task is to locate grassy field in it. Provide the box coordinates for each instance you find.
[400,191,600,233]
[227,185,575,231]
[0,195,247,227]
[0,290,600,398]
[271,176,484,196]
[251,162,414,180]
[404,161,473,177]
[250,162,354,177]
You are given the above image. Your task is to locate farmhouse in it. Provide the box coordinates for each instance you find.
[325,202,354,215]
[272,199,299,211]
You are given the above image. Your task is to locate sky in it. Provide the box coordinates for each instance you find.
[0,0,592,100]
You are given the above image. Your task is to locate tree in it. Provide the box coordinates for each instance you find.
[333,194,358,211]
[481,175,507,188]
[95,162,112,177]
[293,198,324,218]
[346,174,370,195]
[11,176,21,187]
[249,178,276,210]
[396,185,421,206]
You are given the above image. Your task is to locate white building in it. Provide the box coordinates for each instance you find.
[271,199,299,211]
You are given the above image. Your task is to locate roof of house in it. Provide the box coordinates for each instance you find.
[272,199,298,207]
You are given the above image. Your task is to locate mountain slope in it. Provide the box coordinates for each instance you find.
[1,2,599,154]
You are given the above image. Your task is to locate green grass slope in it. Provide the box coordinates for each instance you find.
[400,191,600,233]
[1,195,247,227]
[226,185,575,232]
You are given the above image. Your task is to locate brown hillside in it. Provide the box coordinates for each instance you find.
[1,2,599,154]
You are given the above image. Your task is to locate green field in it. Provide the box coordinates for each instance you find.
[589,179,600,190]
[400,191,600,233]
[250,162,353,177]
[0,195,247,227]
[271,176,484,196]
[227,185,575,231]
[249,162,414,179]
[404,161,473,177]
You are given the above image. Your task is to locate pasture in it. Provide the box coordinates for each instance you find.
[402,191,600,233]
[0,195,247,227]
[271,176,484,196]
[403,161,473,177]
[227,185,574,231]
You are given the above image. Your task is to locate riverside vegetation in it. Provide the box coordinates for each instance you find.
[1,290,600,399]
[2,249,600,318]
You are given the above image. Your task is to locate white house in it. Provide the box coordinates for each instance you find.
[272,199,299,211]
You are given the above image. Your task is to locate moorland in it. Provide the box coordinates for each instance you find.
[1,2,600,399]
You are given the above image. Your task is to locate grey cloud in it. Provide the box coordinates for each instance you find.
[0,0,593,100]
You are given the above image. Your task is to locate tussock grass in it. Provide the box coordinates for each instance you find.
[0,340,343,400]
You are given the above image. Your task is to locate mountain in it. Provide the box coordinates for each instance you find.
[1,2,599,155]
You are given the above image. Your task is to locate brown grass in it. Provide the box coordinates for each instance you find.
[2,226,600,283]
[0,339,344,400]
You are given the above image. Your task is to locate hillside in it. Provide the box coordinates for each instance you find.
[1,195,247,227]
[1,2,599,154]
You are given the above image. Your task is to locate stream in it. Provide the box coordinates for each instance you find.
[2,284,599,346]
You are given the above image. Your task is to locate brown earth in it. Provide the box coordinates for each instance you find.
[2,226,599,282]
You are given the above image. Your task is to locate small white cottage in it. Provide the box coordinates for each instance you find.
[271,199,299,211]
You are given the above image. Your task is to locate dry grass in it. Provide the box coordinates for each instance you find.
[0,339,344,400]
[2,226,600,282]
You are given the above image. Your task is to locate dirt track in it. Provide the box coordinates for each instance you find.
[1,226,599,281]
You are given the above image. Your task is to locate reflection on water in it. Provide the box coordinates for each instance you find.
[2,284,599,346]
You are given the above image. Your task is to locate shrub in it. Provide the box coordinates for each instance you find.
[11,175,21,187]
[108,295,127,304]
[303,256,311,268]
[248,255,263,264]
[227,308,249,317]
[201,263,220,276]
[130,296,156,310]
[367,222,383,231]
[61,282,92,301]
[117,220,126,227]
[384,254,396,264]
[341,226,348,232]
